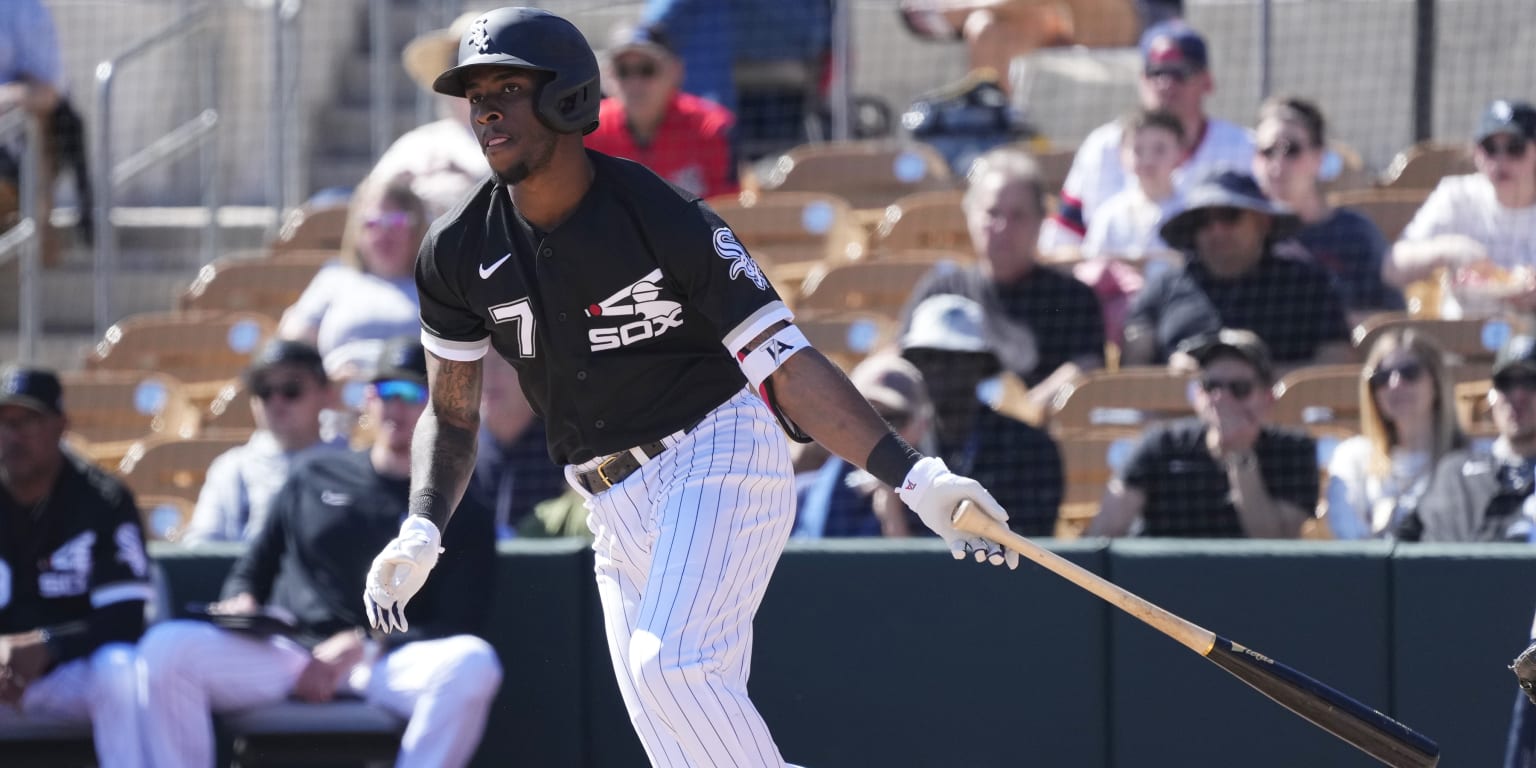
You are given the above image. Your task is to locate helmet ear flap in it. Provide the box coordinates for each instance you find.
[537,77,601,135]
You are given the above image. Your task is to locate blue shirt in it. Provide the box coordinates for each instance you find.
[469,421,570,540]
[0,0,63,88]
[793,458,883,539]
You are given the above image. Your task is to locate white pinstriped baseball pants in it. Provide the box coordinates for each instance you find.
[0,643,145,768]
[569,387,798,768]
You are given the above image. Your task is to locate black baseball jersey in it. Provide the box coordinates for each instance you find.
[224,449,496,649]
[0,450,151,663]
[417,149,791,465]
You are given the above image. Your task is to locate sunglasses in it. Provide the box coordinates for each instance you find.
[1480,136,1529,159]
[252,380,309,402]
[1257,139,1307,161]
[372,379,428,405]
[363,211,415,230]
[1144,66,1195,84]
[1194,207,1246,229]
[616,62,658,80]
[1494,371,1536,394]
[1199,377,1258,399]
[1367,361,1425,390]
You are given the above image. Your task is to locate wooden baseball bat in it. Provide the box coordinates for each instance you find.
[952,501,1440,768]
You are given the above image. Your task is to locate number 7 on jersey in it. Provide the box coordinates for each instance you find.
[490,298,536,358]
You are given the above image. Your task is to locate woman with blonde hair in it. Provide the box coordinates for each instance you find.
[1322,330,1465,538]
[279,174,429,377]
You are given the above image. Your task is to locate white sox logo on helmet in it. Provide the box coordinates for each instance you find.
[468,19,492,53]
[586,268,685,351]
[713,228,767,290]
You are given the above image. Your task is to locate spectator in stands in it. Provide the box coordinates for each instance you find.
[0,0,66,264]
[1252,96,1404,316]
[1386,99,1536,318]
[0,367,150,768]
[899,294,1064,536]
[794,353,935,538]
[1089,329,1317,538]
[468,354,566,540]
[1122,170,1354,368]
[375,10,490,219]
[896,0,1141,96]
[1079,108,1185,345]
[1041,22,1253,252]
[184,340,344,544]
[901,147,1104,418]
[586,24,737,199]
[279,175,426,378]
[139,338,502,768]
[1398,334,1536,542]
[1321,330,1464,539]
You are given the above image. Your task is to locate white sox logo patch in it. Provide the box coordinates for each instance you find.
[713,228,767,290]
[587,268,684,352]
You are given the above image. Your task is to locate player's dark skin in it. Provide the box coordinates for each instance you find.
[409,66,909,533]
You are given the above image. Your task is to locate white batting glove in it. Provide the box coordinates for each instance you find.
[895,457,1018,569]
[363,516,443,633]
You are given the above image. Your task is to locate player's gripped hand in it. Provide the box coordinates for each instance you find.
[895,457,1018,569]
[363,516,444,633]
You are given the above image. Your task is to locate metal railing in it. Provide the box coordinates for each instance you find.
[0,108,43,362]
[270,0,303,218]
[92,3,221,337]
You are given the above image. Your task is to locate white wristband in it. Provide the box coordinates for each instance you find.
[736,324,811,390]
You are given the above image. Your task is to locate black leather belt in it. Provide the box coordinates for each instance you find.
[574,416,704,495]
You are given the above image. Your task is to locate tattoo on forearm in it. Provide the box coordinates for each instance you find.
[409,356,483,531]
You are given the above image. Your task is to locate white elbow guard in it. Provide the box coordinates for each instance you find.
[735,324,811,390]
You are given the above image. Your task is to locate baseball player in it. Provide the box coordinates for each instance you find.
[361,8,1020,767]
[0,367,150,768]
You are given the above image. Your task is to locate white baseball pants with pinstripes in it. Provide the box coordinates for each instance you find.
[569,387,798,768]
[0,643,144,768]
[137,621,502,767]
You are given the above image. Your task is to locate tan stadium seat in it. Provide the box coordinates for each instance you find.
[137,495,195,542]
[181,258,328,320]
[1269,365,1364,434]
[1352,314,1505,364]
[1327,188,1429,243]
[795,261,938,318]
[796,313,894,372]
[1048,367,1194,437]
[874,189,969,254]
[1321,141,1374,195]
[56,371,200,466]
[713,191,867,292]
[271,201,349,253]
[1055,431,1139,538]
[758,141,956,210]
[1031,143,1077,197]
[203,379,259,435]
[117,435,249,507]
[1455,379,1496,438]
[1378,141,1474,191]
[88,311,275,405]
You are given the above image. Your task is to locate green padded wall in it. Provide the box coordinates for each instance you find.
[1107,540,1394,768]
[1392,543,1536,768]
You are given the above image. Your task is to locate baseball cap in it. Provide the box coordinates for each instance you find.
[0,365,64,416]
[1476,99,1536,143]
[1494,334,1536,379]
[372,337,429,386]
[244,339,326,387]
[849,354,929,415]
[1140,21,1209,72]
[605,23,677,62]
[1178,328,1275,383]
[900,295,993,354]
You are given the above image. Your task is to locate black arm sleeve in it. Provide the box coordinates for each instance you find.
[222,475,297,602]
[380,494,498,650]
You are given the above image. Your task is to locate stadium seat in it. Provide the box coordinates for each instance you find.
[874,189,970,254]
[88,311,275,404]
[57,370,201,468]
[1032,144,1077,198]
[220,699,404,768]
[203,380,258,434]
[1352,314,1506,364]
[1055,431,1138,538]
[1270,365,1364,434]
[796,313,893,372]
[1047,367,1195,437]
[1454,378,1497,438]
[270,201,349,253]
[117,435,249,507]
[795,261,938,318]
[1321,141,1374,195]
[756,140,956,210]
[713,191,867,291]
[180,258,328,320]
[1378,141,1474,191]
[1326,188,1430,242]
[137,494,194,542]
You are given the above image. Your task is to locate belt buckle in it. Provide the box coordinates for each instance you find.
[595,455,622,489]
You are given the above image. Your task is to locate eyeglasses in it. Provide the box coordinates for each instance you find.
[363,211,415,230]
[1144,66,1194,84]
[372,379,428,405]
[1194,207,1246,229]
[1257,139,1307,161]
[1199,377,1259,399]
[252,380,309,402]
[616,61,658,81]
[1494,370,1536,394]
[1367,361,1425,390]
[1480,136,1529,159]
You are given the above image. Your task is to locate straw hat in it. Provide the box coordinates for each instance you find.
[402,11,485,94]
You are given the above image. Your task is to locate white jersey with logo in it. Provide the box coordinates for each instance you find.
[1399,173,1536,269]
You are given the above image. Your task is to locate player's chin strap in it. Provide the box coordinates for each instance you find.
[736,324,814,444]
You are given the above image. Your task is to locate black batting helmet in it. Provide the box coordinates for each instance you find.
[432,7,601,136]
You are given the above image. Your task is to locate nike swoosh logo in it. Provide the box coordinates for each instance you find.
[478,253,513,279]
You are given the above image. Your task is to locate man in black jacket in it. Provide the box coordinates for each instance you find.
[0,366,150,768]
[139,338,501,768]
